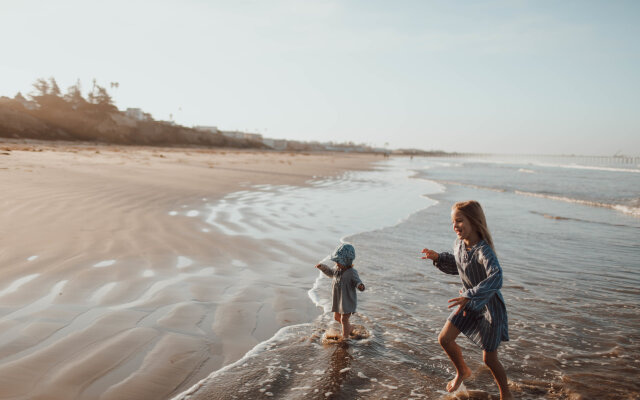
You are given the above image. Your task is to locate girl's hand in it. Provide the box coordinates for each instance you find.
[314,264,322,269]
[357,283,365,291]
[447,296,469,316]
[421,248,439,261]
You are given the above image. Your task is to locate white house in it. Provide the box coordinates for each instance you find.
[125,108,145,120]
[243,133,263,141]
[220,131,245,140]
[263,138,287,150]
[194,125,219,134]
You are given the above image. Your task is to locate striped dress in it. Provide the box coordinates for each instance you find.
[435,239,509,352]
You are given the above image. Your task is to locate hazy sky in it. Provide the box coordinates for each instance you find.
[2,0,639,155]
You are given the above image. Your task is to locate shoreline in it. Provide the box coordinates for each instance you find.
[171,157,443,400]
[0,141,381,399]
[171,156,640,400]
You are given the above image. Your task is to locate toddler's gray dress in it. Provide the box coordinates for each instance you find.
[317,264,363,314]
[435,239,509,352]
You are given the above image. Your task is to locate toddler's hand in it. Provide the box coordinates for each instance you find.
[357,283,365,291]
[421,248,439,261]
[314,264,322,269]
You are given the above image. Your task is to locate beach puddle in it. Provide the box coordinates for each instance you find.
[93,259,116,268]
[176,256,193,269]
[90,282,118,303]
[0,274,40,298]
[2,280,69,320]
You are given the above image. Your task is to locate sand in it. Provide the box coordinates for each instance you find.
[0,140,379,400]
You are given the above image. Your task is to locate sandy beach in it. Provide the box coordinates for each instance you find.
[0,141,379,400]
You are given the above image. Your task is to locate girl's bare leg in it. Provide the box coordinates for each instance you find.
[334,312,341,323]
[438,321,472,392]
[483,350,513,400]
[340,313,352,339]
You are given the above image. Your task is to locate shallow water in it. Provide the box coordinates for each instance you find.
[177,156,640,400]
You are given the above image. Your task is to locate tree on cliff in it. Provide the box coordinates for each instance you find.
[14,92,27,102]
[28,77,116,114]
[30,77,65,109]
[49,77,61,96]
[87,79,116,112]
[64,79,87,110]
[31,78,49,97]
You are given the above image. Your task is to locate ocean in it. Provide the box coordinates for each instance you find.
[176,155,640,400]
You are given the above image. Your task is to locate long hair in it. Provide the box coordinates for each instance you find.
[453,200,494,250]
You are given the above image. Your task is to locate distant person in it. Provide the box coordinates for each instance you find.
[422,200,512,400]
[315,243,365,340]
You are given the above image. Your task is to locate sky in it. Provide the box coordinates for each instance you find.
[1,0,639,155]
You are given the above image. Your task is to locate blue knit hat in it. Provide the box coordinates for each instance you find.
[330,243,355,266]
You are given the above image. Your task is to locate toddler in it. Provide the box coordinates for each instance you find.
[315,243,365,340]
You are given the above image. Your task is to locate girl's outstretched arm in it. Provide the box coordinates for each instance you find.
[423,248,458,275]
[315,263,335,278]
[462,245,503,311]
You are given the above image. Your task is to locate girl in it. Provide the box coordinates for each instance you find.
[422,200,512,400]
[315,243,365,340]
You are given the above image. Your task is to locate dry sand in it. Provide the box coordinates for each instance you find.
[0,140,379,400]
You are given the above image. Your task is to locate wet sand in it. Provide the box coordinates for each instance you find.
[0,141,379,400]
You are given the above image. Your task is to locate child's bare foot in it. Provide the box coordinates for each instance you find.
[341,321,353,339]
[446,367,472,392]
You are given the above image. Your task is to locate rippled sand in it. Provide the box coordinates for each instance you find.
[0,141,379,400]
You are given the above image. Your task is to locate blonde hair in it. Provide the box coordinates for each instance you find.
[453,200,494,250]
